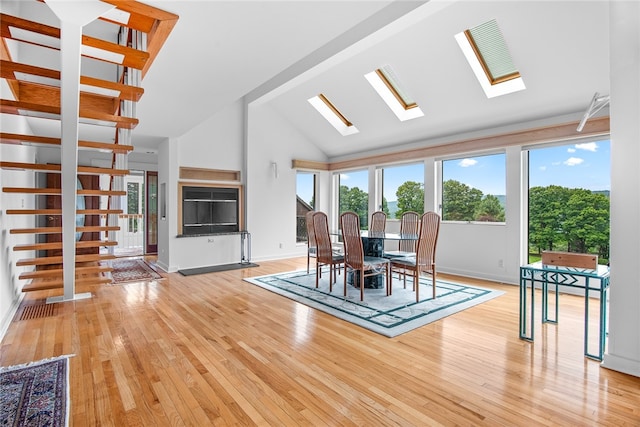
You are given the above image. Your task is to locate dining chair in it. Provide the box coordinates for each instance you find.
[369,211,387,235]
[390,211,440,302]
[384,211,420,260]
[305,210,317,274]
[313,211,344,291]
[340,211,391,301]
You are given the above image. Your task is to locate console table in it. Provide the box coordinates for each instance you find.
[519,261,610,361]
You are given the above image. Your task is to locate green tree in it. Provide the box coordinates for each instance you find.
[442,180,482,221]
[395,181,424,218]
[474,194,505,222]
[528,185,571,253]
[564,190,610,259]
[339,185,369,228]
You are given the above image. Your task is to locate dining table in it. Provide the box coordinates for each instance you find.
[332,230,419,289]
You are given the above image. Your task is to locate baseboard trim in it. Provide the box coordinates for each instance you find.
[0,292,25,343]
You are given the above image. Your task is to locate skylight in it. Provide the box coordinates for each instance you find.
[308,94,359,136]
[455,19,525,98]
[365,65,424,121]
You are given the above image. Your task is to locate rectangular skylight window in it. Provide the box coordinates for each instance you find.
[455,19,525,98]
[308,94,359,136]
[365,65,423,121]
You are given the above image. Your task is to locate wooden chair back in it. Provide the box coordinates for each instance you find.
[340,211,364,270]
[305,210,317,250]
[399,211,420,253]
[370,211,387,234]
[313,212,334,264]
[416,211,440,271]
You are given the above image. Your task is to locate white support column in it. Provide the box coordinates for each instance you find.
[45,0,115,303]
[602,0,640,377]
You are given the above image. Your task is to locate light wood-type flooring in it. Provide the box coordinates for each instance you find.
[1,257,638,426]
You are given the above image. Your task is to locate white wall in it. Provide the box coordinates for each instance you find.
[0,117,36,338]
[602,0,640,377]
[246,102,328,262]
[157,100,246,272]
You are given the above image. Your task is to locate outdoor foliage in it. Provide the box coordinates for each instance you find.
[395,181,424,218]
[442,180,504,222]
[529,185,610,260]
[339,185,369,228]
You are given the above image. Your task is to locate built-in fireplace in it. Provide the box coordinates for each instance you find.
[181,185,240,235]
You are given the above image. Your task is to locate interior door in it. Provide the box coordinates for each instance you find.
[146,171,158,254]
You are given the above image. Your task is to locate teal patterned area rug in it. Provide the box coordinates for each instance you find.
[0,355,72,427]
[245,270,504,337]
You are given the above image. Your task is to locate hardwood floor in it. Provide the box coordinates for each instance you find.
[1,257,638,426]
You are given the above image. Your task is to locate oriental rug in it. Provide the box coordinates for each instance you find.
[0,355,72,427]
[245,270,503,337]
[110,258,163,284]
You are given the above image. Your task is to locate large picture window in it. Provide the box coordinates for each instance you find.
[339,169,369,229]
[441,153,506,222]
[296,172,316,243]
[381,163,424,218]
[528,139,610,263]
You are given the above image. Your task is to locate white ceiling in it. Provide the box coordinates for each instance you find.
[3,1,610,161]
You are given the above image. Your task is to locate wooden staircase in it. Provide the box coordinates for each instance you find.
[1,1,178,294]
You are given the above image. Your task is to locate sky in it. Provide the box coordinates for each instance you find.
[297,139,611,203]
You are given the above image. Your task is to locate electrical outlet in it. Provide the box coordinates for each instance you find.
[279,243,283,249]
[498,259,504,268]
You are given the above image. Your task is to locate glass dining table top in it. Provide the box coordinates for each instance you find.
[329,230,418,240]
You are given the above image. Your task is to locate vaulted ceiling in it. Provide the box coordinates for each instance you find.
[2,1,610,160]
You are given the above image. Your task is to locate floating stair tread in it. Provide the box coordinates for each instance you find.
[0,161,129,176]
[1,132,134,153]
[0,60,144,102]
[6,209,123,215]
[22,275,112,292]
[2,187,127,196]
[0,13,149,70]
[19,265,114,280]
[0,100,139,129]
[14,240,117,251]
[10,226,120,234]
[16,253,116,266]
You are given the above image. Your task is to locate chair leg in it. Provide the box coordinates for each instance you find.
[414,270,419,302]
[343,266,348,297]
[387,264,391,296]
[315,262,320,288]
[432,270,437,300]
[360,269,364,301]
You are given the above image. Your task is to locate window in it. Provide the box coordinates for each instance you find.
[528,139,610,263]
[455,19,525,98]
[338,170,369,229]
[308,93,359,136]
[296,172,316,243]
[381,163,425,219]
[441,153,506,222]
[365,65,424,121]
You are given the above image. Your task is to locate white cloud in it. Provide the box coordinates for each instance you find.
[575,142,598,152]
[458,158,478,167]
[567,148,576,153]
[340,174,350,180]
[564,157,584,166]
[539,166,547,171]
